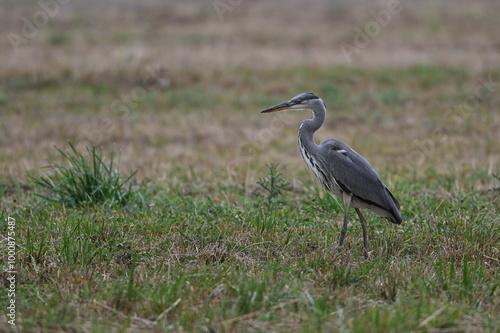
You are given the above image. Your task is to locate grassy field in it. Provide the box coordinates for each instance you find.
[1,0,499,332]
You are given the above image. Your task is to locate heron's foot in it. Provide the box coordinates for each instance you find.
[338,230,347,250]
[337,241,345,253]
[362,242,369,259]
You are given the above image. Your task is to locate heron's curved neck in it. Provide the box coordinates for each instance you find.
[298,104,325,149]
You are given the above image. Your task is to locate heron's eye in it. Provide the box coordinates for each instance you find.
[296,100,302,104]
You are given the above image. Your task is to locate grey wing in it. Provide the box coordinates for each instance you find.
[319,139,402,224]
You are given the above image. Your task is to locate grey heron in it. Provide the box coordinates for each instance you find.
[261,92,402,256]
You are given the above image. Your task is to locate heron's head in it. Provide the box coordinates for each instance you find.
[261,92,324,113]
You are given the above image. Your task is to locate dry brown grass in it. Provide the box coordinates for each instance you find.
[0,0,499,191]
[1,0,499,74]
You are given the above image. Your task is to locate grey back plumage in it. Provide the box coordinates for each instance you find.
[317,139,402,224]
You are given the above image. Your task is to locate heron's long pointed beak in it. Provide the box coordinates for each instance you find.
[261,101,293,113]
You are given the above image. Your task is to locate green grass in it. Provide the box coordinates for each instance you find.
[1,166,498,332]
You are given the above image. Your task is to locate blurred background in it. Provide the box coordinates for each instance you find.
[1,0,499,191]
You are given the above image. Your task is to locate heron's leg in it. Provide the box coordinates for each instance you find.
[338,192,352,249]
[355,208,369,259]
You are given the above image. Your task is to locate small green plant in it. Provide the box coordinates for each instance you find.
[31,142,137,208]
[256,163,291,211]
[252,163,291,234]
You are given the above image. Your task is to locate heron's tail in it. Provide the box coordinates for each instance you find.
[385,188,402,225]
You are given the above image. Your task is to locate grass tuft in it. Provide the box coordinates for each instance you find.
[31,142,138,208]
